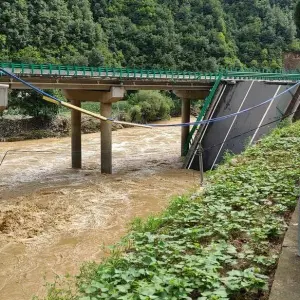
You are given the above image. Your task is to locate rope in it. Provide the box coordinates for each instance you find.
[149,81,300,127]
[0,68,152,128]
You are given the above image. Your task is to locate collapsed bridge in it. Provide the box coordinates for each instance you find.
[184,76,300,171]
[1,62,300,173]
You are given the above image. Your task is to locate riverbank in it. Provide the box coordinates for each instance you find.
[45,121,300,299]
[0,114,123,142]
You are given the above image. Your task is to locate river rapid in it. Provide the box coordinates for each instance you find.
[0,117,199,300]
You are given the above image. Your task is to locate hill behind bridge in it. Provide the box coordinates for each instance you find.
[0,0,299,71]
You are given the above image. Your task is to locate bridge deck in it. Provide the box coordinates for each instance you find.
[0,75,214,91]
[1,63,300,90]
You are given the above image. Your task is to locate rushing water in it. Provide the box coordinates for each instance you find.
[0,118,199,300]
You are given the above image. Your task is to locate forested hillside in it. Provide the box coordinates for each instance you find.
[0,0,299,71]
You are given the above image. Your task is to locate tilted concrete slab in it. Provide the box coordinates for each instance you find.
[185,80,298,171]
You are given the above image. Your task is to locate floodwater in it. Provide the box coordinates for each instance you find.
[0,117,199,300]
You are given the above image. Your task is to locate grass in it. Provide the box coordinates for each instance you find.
[41,120,300,300]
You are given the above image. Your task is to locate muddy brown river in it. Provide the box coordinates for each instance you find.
[0,118,199,300]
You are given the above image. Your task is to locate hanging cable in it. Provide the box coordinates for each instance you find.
[0,68,62,101]
[149,81,300,127]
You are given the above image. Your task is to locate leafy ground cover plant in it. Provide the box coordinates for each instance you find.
[45,121,300,300]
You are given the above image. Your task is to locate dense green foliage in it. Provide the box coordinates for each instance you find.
[43,121,300,299]
[125,91,174,123]
[295,1,300,31]
[0,0,119,66]
[8,90,61,119]
[224,0,298,69]
[1,0,300,70]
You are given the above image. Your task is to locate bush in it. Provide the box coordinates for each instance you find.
[8,90,60,120]
[81,102,100,114]
[127,90,174,123]
[129,105,143,123]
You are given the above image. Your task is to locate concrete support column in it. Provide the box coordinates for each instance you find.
[71,99,82,169]
[64,87,125,173]
[101,102,113,174]
[0,84,9,112]
[181,99,191,156]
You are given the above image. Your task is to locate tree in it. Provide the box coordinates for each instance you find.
[127,91,174,123]
[295,1,300,31]
[9,90,59,120]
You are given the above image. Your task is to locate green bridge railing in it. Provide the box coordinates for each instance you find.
[1,62,300,81]
[0,62,219,80]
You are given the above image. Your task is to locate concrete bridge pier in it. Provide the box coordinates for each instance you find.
[175,90,209,156]
[181,99,191,156]
[71,99,82,169]
[63,88,125,174]
[99,87,125,174]
[0,84,9,112]
[100,102,112,174]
